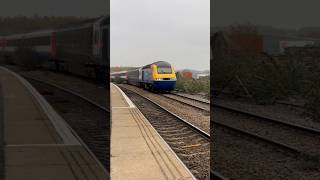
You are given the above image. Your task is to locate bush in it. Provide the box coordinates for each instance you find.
[113,77,125,84]
[212,52,283,104]
[303,67,320,120]
[175,77,210,97]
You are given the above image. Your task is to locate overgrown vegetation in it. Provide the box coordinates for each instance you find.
[175,72,210,98]
[212,28,320,119]
[113,77,126,84]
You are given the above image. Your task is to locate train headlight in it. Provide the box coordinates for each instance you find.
[156,78,162,80]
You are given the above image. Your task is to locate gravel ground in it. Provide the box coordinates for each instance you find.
[122,88,210,180]
[174,92,210,103]
[119,84,210,133]
[164,94,210,111]
[5,65,108,108]
[213,126,320,179]
[214,95,320,130]
[213,106,320,155]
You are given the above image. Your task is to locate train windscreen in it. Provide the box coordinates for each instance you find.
[156,62,172,74]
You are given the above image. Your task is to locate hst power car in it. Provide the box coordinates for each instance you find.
[112,61,176,92]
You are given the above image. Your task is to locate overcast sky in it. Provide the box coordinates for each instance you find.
[0,0,107,17]
[111,0,210,71]
[212,0,320,29]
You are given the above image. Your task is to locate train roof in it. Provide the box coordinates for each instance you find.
[111,61,172,73]
[142,61,172,68]
[110,71,128,75]
[0,16,109,39]
[2,29,53,39]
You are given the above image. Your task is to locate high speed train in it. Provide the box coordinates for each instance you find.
[111,61,177,91]
[0,16,109,82]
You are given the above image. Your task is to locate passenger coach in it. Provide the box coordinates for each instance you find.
[0,16,109,82]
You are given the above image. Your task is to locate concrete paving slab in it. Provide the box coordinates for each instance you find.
[111,84,129,107]
[5,141,107,180]
[0,69,62,144]
[1,67,108,180]
[111,83,195,180]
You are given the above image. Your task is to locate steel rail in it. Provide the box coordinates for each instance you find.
[163,93,303,155]
[23,76,109,112]
[23,76,109,174]
[121,87,210,140]
[171,93,320,135]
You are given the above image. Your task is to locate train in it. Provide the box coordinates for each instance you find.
[111,61,177,92]
[0,16,109,82]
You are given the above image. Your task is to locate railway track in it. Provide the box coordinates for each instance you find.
[119,86,210,180]
[213,90,305,108]
[117,86,320,178]
[164,92,320,156]
[25,77,109,171]
[163,93,210,111]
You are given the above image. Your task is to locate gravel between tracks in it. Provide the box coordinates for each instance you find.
[174,92,210,102]
[213,107,320,155]
[214,95,320,130]
[5,65,108,108]
[163,94,210,111]
[119,84,210,134]
[121,88,210,180]
[212,125,320,180]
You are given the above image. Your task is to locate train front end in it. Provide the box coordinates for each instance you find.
[151,61,176,91]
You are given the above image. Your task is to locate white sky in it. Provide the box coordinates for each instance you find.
[111,0,210,71]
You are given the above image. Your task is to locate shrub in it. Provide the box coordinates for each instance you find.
[175,77,210,97]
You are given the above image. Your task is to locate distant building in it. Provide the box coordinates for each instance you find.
[262,35,320,55]
[211,31,320,56]
[196,73,209,79]
[180,70,193,79]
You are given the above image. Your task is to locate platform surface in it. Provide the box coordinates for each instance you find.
[111,83,195,180]
[0,67,107,180]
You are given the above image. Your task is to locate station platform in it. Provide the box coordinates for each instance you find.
[0,66,107,180]
[110,83,195,180]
